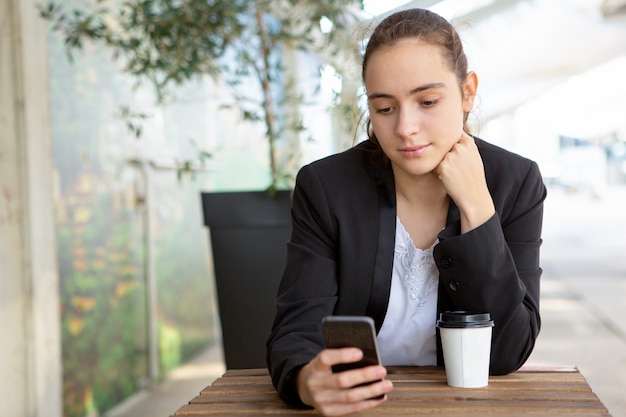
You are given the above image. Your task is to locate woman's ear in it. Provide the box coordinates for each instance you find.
[462,71,478,112]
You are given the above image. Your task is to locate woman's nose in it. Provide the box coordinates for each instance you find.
[395,106,420,139]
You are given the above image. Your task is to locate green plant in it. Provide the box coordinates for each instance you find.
[39,0,363,192]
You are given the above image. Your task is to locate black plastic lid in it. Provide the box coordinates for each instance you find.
[437,311,494,328]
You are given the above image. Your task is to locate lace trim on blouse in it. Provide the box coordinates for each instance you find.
[376,218,439,366]
[394,218,438,310]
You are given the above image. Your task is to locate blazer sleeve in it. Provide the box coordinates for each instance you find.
[265,163,339,407]
[434,158,547,375]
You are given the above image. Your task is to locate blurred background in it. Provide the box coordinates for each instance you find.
[1,0,625,416]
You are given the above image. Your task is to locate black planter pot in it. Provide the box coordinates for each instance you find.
[201,190,292,369]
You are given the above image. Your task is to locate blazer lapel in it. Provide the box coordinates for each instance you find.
[365,165,396,332]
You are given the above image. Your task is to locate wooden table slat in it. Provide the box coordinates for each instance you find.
[175,400,610,415]
[172,409,611,417]
[190,389,603,404]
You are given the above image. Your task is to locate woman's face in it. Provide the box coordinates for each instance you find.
[365,40,476,179]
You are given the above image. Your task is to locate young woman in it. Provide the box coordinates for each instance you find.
[266,8,547,416]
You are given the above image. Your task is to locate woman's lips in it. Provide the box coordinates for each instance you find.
[400,144,430,157]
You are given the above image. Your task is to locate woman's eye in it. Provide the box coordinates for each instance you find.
[376,107,393,114]
[422,100,438,107]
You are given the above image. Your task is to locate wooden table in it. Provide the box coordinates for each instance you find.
[171,366,611,416]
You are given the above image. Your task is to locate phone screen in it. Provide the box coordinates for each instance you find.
[321,316,382,373]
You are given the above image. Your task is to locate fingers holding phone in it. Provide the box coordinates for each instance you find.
[296,316,393,416]
[322,316,391,401]
[318,347,388,392]
[297,350,391,416]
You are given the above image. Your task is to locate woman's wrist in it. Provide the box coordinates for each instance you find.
[296,363,313,407]
[458,193,495,233]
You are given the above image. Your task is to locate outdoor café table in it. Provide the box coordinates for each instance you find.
[170,366,612,416]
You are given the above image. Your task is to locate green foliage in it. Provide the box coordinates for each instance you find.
[48,20,216,415]
[55,172,215,417]
[39,0,363,191]
[39,0,247,95]
[57,192,148,417]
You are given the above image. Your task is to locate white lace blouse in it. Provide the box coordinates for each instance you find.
[376,217,439,366]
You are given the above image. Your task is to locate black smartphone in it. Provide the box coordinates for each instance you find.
[321,315,383,373]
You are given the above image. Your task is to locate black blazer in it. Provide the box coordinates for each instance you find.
[266,138,547,406]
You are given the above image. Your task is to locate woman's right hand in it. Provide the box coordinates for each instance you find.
[296,348,393,416]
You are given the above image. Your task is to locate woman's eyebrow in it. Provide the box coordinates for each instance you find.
[367,82,446,100]
[409,82,445,95]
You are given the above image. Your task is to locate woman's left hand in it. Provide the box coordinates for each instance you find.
[435,133,495,233]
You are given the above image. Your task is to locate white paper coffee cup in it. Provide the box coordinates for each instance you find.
[437,311,494,388]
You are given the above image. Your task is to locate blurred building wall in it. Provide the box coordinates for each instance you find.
[0,1,62,416]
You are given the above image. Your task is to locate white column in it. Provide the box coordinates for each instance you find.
[0,1,62,416]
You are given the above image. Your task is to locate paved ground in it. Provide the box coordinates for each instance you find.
[106,344,226,417]
[107,185,626,417]
[526,185,626,417]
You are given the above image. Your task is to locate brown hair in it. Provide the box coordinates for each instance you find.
[361,8,471,147]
